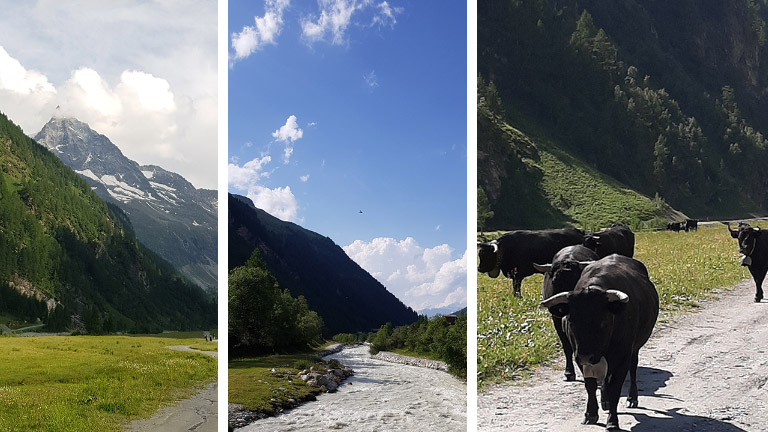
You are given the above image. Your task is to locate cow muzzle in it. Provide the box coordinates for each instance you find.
[581,356,608,387]
[740,254,752,266]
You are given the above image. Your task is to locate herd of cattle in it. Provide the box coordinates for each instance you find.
[477,221,765,430]
[666,218,699,232]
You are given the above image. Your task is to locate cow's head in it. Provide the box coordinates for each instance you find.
[727,222,761,259]
[583,235,601,251]
[540,286,628,366]
[477,240,501,278]
[534,260,592,300]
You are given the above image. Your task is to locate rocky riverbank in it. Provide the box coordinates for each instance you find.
[228,345,354,430]
[372,351,448,372]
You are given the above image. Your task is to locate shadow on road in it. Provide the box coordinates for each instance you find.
[628,407,748,432]
[622,367,676,400]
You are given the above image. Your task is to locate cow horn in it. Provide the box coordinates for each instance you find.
[533,263,552,274]
[577,261,595,269]
[605,290,629,303]
[540,291,570,308]
[491,240,498,253]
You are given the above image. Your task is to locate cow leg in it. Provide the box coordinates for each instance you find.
[513,277,522,297]
[552,315,576,381]
[626,351,639,408]
[604,361,631,431]
[583,377,599,424]
[750,268,765,302]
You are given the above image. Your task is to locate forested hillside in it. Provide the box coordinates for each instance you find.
[479,0,768,228]
[0,112,215,332]
[229,194,418,336]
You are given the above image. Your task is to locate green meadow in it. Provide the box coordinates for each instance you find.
[478,224,751,389]
[0,334,217,431]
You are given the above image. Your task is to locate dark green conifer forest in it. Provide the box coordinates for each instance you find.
[479,0,768,229]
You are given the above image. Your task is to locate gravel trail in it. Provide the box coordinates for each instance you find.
[478,280,768,432]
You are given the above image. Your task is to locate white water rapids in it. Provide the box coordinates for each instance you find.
[236,345,467,431]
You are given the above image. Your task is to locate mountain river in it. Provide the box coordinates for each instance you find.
[236,344,466,431]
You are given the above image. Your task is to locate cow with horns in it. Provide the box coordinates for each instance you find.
[725,221,768,302]
[477,228,584,296]
[540,254,659,430]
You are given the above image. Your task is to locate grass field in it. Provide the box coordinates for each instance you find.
[0,333,217,431]
[477,224,751,390]
[229,346,342,416]
[189,341,218,352]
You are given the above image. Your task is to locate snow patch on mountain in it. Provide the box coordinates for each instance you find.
[76,169,99,182]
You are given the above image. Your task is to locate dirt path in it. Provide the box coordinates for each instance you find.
[478,280,768,432]
[124,345,218,432]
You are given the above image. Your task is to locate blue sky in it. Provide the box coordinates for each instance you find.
[228,0,467,312]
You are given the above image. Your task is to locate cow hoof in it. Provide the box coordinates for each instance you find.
[605,423,620,431]
[583,414,598,425]
[627,398,638,408]
[564,373,576,382]
[601,398,609,411]
[755,297,762,303]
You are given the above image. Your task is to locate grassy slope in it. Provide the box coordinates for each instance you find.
[477,224,750,389]
[0,333,216,431]
[525,124,675,231]
[483,115,677,231]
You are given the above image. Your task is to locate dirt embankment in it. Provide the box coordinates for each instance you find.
[478,280,768,432]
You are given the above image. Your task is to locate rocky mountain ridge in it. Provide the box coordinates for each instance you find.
[34,116,217,291]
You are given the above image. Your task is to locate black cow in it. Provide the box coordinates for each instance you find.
[534,245,599,381]
[666,221,684,232]
[541,254,659,430]
[684,219,699,231]
[725,222,767,302]
[477,228,584,296]
[583,224,635,258]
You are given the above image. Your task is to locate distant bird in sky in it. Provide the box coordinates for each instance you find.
[359,210,363,214]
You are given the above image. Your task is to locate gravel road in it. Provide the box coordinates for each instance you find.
[124,345,218,432]
[478,279,768,432]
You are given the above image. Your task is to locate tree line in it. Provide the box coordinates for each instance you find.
[334,312,468,379]
[229,249,324,356]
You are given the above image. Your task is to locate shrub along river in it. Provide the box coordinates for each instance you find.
[236,344,466,431]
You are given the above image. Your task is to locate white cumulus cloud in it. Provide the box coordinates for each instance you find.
[228,155,272,190]
[272,115,304,143]
[231,0,290,61]
[0,46,56,96]
[247,185,301,223]
[343,237,467,311]
[272,115,304,163]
